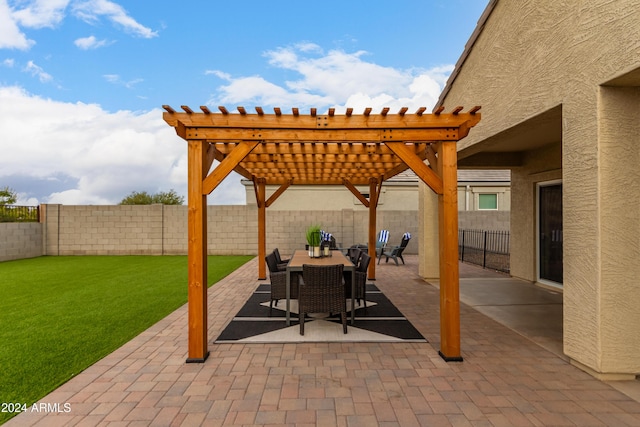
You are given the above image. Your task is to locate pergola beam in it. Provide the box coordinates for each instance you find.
[182,128,465,142]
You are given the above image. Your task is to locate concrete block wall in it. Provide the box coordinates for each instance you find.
[38,204,425,257]
[0,204,502,258]
[48,204,165,255]
[0,223,43,261]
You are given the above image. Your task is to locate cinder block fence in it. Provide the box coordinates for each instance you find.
[1,204,508,262]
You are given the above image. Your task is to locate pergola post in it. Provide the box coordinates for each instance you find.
[186,140,209,363]
[368,178,379,280]
[256,178,267,280]
[436,141,462,361]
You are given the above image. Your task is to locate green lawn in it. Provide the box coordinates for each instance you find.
[0,255,253,423]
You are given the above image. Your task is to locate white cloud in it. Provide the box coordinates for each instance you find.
[71,0,157,38]
[103,73,143,89]
[0,85,194,205]
[24,60,53,82]
[3,58,15,67]
[0,0,155,51]
[0,0,35,49]
[11,0,69,29]
[1,44,454,206]
[209,45,451,113]
[74,35,110,50]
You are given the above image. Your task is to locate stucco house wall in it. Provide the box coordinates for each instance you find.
[428,0,640,378]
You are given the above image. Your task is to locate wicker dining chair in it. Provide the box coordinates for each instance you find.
[273,248,289,271]
[299,264,347,335]
[265,252,298,314]
[345,252,371,311]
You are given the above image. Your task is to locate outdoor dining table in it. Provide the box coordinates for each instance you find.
[285,249,356,326]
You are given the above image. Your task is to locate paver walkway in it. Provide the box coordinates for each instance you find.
[6,256,640,426]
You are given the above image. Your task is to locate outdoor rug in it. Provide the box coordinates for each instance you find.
[215,283,427,343]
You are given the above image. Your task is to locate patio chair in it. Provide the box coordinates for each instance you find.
[299,264,347,335]
[375,229,390,263]
[347,246,364,264]
[345,252,371,311]
[379,232,411,265]
[265,252,298,314]
[273,248,289,271]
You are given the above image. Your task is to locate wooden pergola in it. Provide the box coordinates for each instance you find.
[163,104,481,363]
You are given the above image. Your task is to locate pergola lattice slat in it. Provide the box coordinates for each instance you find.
[163,105,480,364]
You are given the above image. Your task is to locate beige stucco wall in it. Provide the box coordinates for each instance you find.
[458,185,510,212]
[246,183,419,211]
[597,86,640,374]
[429,0,640,377]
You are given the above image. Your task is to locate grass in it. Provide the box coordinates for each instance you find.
[0,255,253,423]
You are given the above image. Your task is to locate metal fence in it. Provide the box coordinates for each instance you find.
[0,205,40,222]
[459,229,510,273]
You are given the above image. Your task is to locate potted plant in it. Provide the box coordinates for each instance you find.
[305,224,322,257]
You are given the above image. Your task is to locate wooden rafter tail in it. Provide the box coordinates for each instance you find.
[200,106,211,114]
[237,106,247,115]
[415,107,427,116]
[434,105,445,115]
[255,107,264,115]
[346,108,353,117]
[218,106,229,115]
[274,107,282,116]
[181,105,194,114]
[380,107,390,116]
[163,105,176,113]
[452,106,464,115]
[364,108,372,116]
[469,106,482,115]
[292,108,299,116]
[328,108,335,117]
[398,107,408,116]
[310,108,317,117]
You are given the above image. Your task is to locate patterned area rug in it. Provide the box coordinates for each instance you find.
[215,283,427,343]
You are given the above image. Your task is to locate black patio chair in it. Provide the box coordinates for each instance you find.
[345,252,371,311]
[299,264,347,335]
[273,248,289,271]
[265,252,298,315]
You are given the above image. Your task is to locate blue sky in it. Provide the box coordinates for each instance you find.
[1,0,488,205]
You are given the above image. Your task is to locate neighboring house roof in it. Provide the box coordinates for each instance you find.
[243,169,510,186]
[457,169,510,183]
[387,169,511,184]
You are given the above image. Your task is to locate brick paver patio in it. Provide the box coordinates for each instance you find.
[6,256,640,426]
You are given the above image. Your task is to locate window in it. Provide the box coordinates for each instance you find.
[478,193,498,210]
